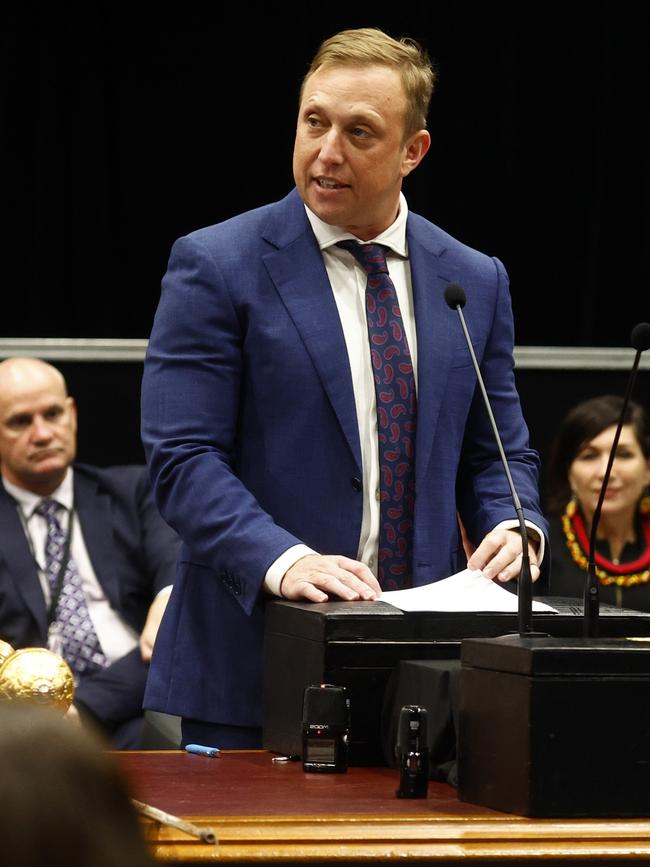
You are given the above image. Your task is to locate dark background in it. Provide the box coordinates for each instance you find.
[3,5,649,476]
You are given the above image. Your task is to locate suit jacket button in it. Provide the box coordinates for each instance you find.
[351,477,362,492]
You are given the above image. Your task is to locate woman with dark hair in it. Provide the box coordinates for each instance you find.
[545,395,650,609]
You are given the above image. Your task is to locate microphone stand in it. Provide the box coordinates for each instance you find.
[584,329,650,637]
[448,296,534,635]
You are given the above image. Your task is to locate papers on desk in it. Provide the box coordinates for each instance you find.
[379,568,558,614]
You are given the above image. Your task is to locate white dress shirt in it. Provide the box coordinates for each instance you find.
[3,470,139,662]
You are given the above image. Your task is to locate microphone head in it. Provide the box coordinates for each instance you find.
[631,322,650,352]
[444,283,467,309]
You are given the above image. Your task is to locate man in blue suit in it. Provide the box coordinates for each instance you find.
[141,27,547,749]
[0,357,180,747]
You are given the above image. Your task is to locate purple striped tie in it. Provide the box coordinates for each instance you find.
[337,241,416,589]
[35,499,108,677]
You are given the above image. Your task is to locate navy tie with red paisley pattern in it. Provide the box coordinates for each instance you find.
[337,241,416,589]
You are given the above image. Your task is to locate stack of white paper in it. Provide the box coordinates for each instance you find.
[379,569,558,614]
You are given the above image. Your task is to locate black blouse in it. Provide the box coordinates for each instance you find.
[546,514,650,612]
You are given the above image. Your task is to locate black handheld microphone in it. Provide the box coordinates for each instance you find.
[583,322,650,638]
[444,283,536,636]
[395,705,429,798]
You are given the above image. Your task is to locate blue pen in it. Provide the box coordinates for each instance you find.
[185,743,220,757]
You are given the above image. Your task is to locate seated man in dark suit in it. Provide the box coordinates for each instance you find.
[0,356,180,748]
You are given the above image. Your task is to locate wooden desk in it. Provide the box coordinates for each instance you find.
[118,751,650,864]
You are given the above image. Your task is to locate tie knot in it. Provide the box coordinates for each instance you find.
[336,240,389,276]
[35,499,62,522]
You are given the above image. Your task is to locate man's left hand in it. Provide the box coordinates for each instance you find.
[139,587,172,662]
[467,528,540,583]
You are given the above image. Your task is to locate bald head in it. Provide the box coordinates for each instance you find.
[0,357,67,400]
[0,357,77,496]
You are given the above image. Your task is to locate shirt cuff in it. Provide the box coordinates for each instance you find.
[493,520,546,565]
[263,545,318,596]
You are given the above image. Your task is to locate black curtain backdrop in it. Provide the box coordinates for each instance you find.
[3,3,649,345]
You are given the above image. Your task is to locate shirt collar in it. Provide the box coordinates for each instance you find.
[304,192,409,257]
[2,468,74,518]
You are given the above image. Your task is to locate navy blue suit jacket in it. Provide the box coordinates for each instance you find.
[141,189,547,728]
[0,464,180,741]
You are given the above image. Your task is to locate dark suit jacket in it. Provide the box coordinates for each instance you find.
[141,188,548,728]
[0,464,180,743]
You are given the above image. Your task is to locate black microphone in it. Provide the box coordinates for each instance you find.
[395,705,429,798]
[444,282,537,636]
[583,322,650,638]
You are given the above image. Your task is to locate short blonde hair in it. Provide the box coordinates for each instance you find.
[301,27,436,139]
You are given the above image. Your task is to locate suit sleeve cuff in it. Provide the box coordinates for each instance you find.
[263,545,318,596]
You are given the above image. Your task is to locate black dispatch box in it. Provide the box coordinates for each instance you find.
[263,598,650,766]
[459,634,650,817]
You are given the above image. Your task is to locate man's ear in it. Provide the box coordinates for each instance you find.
[67,396,78,433]
[401,129,431,178]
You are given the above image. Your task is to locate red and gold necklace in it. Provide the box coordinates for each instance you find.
[561,497,650,587]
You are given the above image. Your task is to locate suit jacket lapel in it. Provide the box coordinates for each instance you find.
[259,194,471,477]
[74,471,120,609]
[261,193,362,469]
[0,491,48,637]
[408,219,464,481]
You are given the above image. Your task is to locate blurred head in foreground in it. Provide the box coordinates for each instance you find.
[0,701,153,867]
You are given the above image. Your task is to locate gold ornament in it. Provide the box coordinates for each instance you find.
[0,647,75,714]
[562,498,650,587]
[0,639,15,666]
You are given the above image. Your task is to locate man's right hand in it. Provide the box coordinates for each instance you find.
[280,554,381,603]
